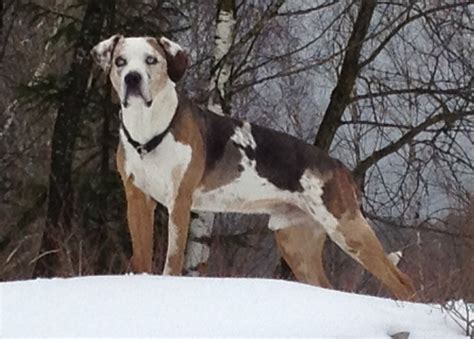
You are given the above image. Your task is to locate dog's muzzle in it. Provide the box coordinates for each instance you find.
[123,71,152,107]
[124,72,142,94]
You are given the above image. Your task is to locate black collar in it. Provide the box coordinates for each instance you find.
[120,110,176,157]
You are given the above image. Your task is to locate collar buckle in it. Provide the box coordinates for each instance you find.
[136,145,147,157]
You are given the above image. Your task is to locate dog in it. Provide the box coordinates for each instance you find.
[91,35,416,300]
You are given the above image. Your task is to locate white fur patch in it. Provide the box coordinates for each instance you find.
[268,213,310,231]
[299,171,339,233]
[163,219,179,275]
[297,172,357,259]
[160,37,182,56]
[123,133,192,207]
[268,214,290,231]
[388,251,403,266]
[193,163,286,213]
[193,124,294,214]
[230,122,256,150]
[207,102,224,116]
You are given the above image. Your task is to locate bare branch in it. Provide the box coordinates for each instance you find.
[278,1,337,17]
[353,109,474,180]
[359,2,472,69]
[351,86,472,102]
[212,0,285,75]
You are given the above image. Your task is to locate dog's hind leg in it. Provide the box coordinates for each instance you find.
[331,212,415,300]
[270,211,332,288]
[299,170,415,300]
[300,201,415,300]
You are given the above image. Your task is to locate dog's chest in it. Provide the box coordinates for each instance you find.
[121,132,192,207]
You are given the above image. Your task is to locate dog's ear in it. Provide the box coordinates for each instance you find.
[158,37,189,82]
[91,34,123,71]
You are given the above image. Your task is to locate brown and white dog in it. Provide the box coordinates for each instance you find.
[92,35,415,300]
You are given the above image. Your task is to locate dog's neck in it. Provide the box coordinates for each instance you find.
[120,79,178,144]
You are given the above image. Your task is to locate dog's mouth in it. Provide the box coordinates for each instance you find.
[123,87,152,108]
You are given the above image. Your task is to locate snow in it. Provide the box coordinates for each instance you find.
[0,275,466,338]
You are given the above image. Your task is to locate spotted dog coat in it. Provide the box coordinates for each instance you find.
[92,35,416,300]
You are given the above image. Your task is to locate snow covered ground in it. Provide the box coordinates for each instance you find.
[0,275,466,338]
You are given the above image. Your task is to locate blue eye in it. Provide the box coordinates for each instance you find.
[115,56,126,67]
[146,56,158,65]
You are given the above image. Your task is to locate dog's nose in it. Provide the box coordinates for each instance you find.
[125,72,142,87]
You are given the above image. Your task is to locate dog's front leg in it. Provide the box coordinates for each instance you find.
[116,144,156,273]
[163,191,193,275]
[125,185,156,273]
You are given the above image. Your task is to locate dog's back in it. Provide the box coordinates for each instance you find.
[189,101,357,213]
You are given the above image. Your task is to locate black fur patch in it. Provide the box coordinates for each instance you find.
[200,110,243,171]
[250,124,345,192]
[232,141,256,161]
[195,103,345,193]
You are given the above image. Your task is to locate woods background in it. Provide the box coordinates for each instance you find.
[1,0,473,302]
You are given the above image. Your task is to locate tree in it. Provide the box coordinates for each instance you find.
[184,0,239,276]
[34,0,110,276]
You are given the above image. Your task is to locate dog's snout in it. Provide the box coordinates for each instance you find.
[125,72,142,87]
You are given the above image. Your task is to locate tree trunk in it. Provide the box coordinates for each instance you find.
[207,0,236,116]
[34,0,108,277]
[313,0,376,151]
[184,0,236,276]
[278,0,377,281]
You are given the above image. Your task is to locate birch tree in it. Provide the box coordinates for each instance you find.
[184,0,287,275]
[184,0,237,276]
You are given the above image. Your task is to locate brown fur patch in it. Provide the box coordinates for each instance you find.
[116,144,156,273]
[163,103,206,275]
[158,38,189,82]
[275,223,331,288]
[146,37,172,93]
[199,140,243,192]
[334,212,416,300]
[321,167,360,219]
[146,37,166,58]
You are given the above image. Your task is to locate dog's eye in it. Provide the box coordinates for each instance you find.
[115,56,127,67]
[146,56,158,65]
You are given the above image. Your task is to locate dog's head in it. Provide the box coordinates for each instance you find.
[91,35,188,108]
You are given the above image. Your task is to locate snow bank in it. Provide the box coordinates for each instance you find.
[0,275,465,337]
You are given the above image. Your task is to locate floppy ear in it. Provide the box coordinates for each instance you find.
[91,34,123,71]
[158,37,189,82]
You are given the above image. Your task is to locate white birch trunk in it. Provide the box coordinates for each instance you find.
[184,212,215,275]
[184,0,236,275]
[207,5,235,116]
